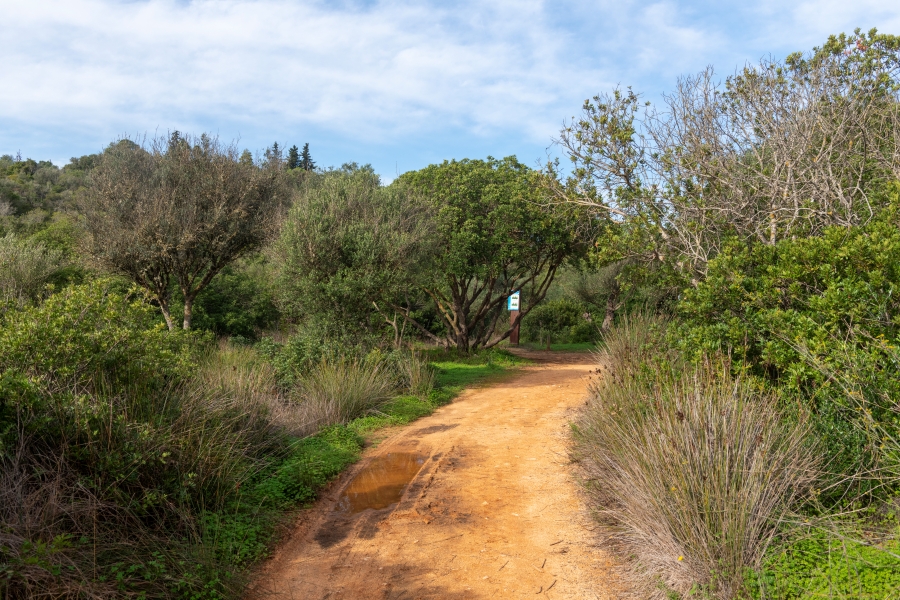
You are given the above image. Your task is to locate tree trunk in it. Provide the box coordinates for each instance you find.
[390,312,400,348]
[601,281,620,333]
[183,295,193,330]
[453,296,470,353]
[159,302,175,331]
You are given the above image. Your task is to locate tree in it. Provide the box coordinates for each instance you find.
[551,29,900,279]
[287,145,300,170]
[265,142,283,168]
[81,134,284,330]
[395,157,592,351]
[275,167,430,345]
[300,143,316,171]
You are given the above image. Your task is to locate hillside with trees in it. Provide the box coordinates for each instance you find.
[1,27,900,600]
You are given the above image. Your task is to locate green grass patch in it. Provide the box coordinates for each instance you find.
[203,425,363,568]
[747,527,900,599]
[426,347,528,403]
[347,395,435,435]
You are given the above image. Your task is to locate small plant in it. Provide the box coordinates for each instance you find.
[523,297,598,347]
[395,350,435,399]
[297,356,397,426]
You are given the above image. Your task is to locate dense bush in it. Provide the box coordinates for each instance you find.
[677,207,900,504]
[522,297,598,345]
[274,166,426,340]
[0,280,318,598]
[677,209,900,388]
[174,258,280,339]
[255,329,368,389]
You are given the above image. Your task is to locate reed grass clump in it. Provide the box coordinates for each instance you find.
[296,356,397,425]
[575,314,819,598]
[395,350,435,399]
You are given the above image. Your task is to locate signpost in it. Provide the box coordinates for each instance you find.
[508,291,521,346]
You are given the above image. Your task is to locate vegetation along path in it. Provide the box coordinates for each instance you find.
[248,351,621,599]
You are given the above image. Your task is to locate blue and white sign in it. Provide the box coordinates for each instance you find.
[507,291,520,311]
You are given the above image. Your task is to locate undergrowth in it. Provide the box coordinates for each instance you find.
[0,279,526,599]
[747,525,900,599]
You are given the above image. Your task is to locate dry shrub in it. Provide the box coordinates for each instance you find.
[185,342,320,440]
[576,315,819,598]
[296,356,396,425]
[396,350,435,399]
[0,443,239,600]
[0,233,64,308]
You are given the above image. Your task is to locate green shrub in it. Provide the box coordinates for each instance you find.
[173,258,279,339]
[677,216,900,388]
[256,329,368,389]
[748,526,900,599]
[523,297,598,345]
[677,213,900,505]
[0,282,318,599]
[0,279,201,454]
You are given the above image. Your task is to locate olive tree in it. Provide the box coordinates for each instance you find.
[276,158,591,352]
[396,156,592,351]
[275,165,431,345]
[81,134,284,330]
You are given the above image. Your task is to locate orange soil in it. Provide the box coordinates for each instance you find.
[247,350,622,599]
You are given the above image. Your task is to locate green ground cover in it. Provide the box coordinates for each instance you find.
[746,527,900,599]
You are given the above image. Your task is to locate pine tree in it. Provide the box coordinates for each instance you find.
[287,145,300,170]
[300,143,316,171]
[265,142,282,167]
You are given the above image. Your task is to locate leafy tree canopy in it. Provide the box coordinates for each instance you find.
[395,156,593,351]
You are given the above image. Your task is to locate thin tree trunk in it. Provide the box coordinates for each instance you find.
[601,281,620,333]
[390,312,400,348]
[183,295,193,330]
[159,302,175,331]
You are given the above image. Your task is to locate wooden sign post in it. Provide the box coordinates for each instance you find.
[508,291,521,346]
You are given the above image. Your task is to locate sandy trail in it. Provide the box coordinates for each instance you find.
[248,351,621,599]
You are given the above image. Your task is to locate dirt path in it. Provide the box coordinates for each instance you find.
[248,351,621,599]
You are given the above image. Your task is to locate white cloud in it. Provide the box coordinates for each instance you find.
[1,0,611,144]
[1,0,898,171]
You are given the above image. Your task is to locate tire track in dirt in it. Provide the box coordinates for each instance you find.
[248,351,622,599]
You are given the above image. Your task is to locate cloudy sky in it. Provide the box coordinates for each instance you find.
[2,0,899,179]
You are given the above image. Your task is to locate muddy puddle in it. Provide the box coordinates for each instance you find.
[335,451,426,513]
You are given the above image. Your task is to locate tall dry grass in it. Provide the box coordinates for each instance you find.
[575,314,819,598]
[395,350,435,399]
[294,356,397,425]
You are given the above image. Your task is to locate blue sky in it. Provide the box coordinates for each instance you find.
[2,0,899,180]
